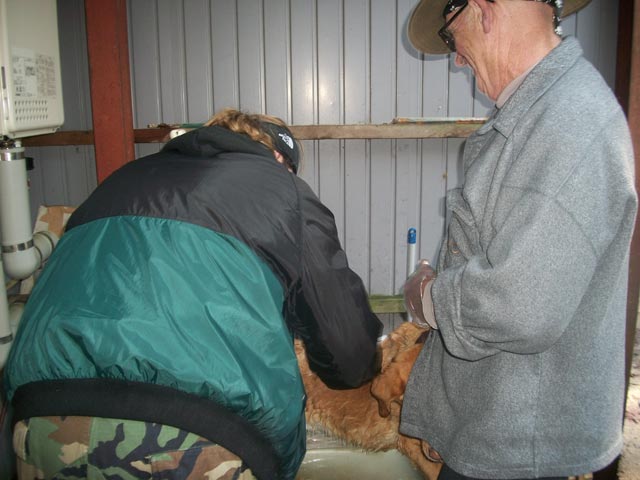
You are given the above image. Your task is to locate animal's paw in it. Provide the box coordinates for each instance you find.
[371,344,423,417]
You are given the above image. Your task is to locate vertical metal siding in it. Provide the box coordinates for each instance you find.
[27,0,96,224]
[29,0,620,300]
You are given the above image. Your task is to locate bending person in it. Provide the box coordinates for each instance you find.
[4,108,382,480]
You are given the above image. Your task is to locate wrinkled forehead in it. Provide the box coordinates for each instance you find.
[443,0,561,16]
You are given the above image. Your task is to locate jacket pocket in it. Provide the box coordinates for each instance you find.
[443,189,481,268]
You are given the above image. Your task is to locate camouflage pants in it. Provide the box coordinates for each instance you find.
[13,416,256,479]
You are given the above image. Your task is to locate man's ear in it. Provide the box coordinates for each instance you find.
[473,0,494,34]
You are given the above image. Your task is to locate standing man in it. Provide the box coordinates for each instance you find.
[402,1,637,479]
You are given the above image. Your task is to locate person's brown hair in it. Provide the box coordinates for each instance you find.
[204,108,289,154]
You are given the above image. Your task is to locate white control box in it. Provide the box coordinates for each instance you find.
[0,0,64,138]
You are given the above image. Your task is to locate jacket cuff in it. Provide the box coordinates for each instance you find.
[421,279,438,330]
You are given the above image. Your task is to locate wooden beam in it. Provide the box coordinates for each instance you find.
[21,131,95,146]
[292,120,485,140]
[20,120,486,147]
[84,0,135,183]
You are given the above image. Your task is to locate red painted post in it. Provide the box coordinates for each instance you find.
[84,0,135,183]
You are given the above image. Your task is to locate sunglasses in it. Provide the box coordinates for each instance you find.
[437,0,495,53]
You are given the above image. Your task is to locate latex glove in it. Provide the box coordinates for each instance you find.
[402,259,437,329]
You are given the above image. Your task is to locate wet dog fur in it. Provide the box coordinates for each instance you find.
[295,322,442,479]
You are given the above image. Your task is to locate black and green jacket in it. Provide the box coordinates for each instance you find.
[4,126,382,480]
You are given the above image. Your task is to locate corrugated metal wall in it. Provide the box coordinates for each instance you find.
[28,0,620,297]
[26,1,96,215]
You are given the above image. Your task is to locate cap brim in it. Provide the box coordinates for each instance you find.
[407,0,593,55]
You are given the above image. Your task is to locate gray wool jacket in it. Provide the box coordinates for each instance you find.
[400,37,637,478]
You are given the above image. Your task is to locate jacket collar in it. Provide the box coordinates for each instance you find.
[489,37,584,138]
[162,125,273,159]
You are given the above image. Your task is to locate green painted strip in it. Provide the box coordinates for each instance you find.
[368,295,405,314]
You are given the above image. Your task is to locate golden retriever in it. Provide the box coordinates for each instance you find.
[295,322,442,479]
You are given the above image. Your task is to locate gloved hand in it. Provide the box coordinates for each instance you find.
[402,259,437,329]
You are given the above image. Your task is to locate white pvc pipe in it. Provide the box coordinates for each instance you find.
[0,259,13,369]
[0,140,59,368]
[0,275,10,342]
[0,144,32,249]
[3,230,58,279]
[0,143,58,279]
[0,142,25,365]
[33,230,58,262]
[0,281,26,369]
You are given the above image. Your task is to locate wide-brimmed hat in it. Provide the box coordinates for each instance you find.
[408,0,592,55]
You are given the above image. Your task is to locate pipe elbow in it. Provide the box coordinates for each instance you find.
[2,231,58,279]
[3,249,40,279]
